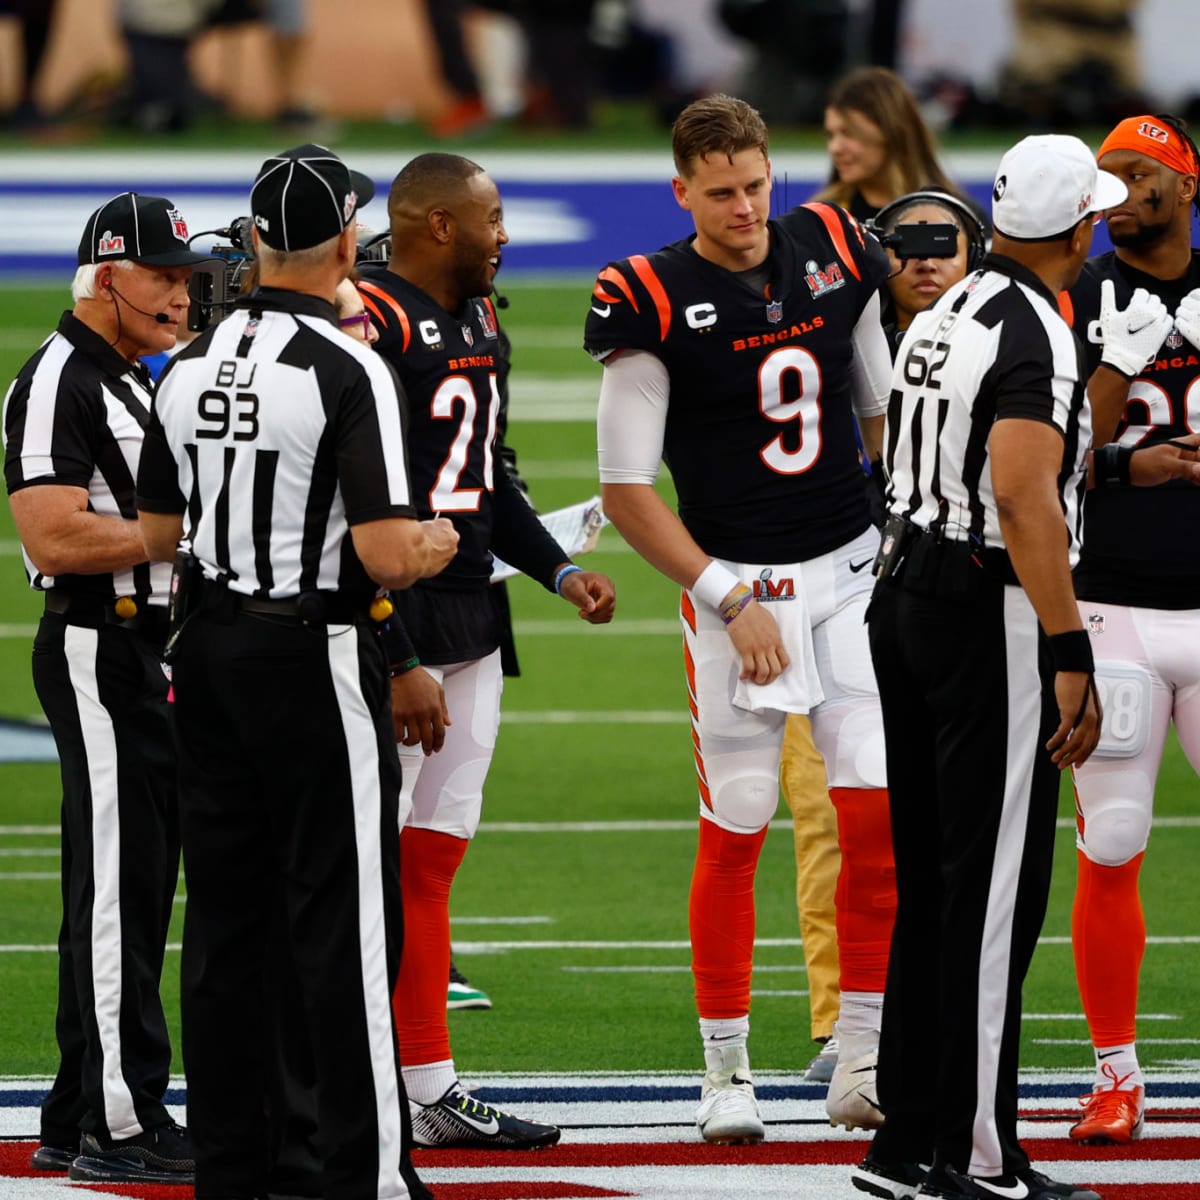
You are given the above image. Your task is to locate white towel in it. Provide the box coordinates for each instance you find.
[731,562,824,715]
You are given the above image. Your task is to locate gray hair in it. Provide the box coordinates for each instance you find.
[72,259,135,302]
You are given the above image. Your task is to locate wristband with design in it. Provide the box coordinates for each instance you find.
[720,584,754,625]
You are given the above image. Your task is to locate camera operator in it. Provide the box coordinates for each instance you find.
[2,192,212,1184]
[136,143,457,1200]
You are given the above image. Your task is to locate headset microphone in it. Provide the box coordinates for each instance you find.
[107,282,171,324]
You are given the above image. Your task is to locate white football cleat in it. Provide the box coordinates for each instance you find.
[826,1026,884,1131]
[695,1045,765,1145]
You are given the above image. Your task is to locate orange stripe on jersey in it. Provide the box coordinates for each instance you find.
[628,255,672,341]
[597,267,638,310]
[594,285,623,303]
[358,281,412,351]
[1058,289,1075,325]
[360,292,387,328]
[801,202,863,282]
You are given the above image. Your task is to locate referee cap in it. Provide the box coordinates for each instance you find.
[251,144,376,252]
[78,192,216,267]
[991,135,1127,239]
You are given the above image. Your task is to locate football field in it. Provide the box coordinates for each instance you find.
[0,279,1197,1199]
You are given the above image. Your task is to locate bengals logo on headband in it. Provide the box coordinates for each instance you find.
[1137,121,1170,144]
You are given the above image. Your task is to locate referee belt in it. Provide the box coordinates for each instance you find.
[43,590,170,641]
[880,518,1019,597]
[201,583,368,626]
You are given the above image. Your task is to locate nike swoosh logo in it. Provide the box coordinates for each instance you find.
[970,1179,1029,1199]
[1097,1049,1122,1059]
[455,1110,500,1136]
[591,304,612,318]
[730,1073,753,1086]
[849,558,873,573]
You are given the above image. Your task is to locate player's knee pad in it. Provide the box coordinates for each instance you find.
[811,701,886,790]
[706,766,781,832]
[1076,781,1152,867]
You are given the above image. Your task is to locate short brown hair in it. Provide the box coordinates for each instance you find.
[671,94,769,178]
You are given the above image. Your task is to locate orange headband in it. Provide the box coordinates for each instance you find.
[1097,116,1198,177]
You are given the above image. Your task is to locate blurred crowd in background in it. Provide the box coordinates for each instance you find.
[1,0,1198,140]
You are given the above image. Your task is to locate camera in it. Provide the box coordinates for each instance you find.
[875,222,960,260]
[187,216,256,333]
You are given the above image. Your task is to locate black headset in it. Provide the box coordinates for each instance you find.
[870,189,989,272]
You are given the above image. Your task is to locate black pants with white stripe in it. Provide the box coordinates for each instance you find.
[32,612,180,1146]
[867,572,1061,1178]
[171,607,422,1200]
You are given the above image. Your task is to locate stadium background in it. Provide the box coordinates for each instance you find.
[0,4,1197,1197]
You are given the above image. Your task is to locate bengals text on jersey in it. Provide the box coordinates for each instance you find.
[583,202,890,564]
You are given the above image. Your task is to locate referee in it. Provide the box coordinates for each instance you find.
[2,192,210,1184]
[853,135,1115,1200]
[137,144,457,1200]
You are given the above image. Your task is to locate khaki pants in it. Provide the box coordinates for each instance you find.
[780,713,840,1042]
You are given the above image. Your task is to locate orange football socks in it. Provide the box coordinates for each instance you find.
[690,819,769,1018]
[830,787,896,993]
[1073,849,1146,1048]
[394,825,469,1068]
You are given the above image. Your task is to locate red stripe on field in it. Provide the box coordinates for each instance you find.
[415,1136,1200,1168]
[1100,1188,1200,1200]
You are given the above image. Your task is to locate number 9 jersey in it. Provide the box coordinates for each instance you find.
[583,202,891,563]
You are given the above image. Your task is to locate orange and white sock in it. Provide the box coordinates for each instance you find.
[830,787,896,994]
[689,820,768,1020]
[394,826,469,1102]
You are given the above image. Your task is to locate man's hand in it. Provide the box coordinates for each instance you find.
[559,570,616,624]
[390,667,451,755]
[1129,431,1200,486]
[1046,670,1101,769]
[1098,279,1173,378]
[420,517,459,578]
[1174,286,1200,351]
[726,599,789,685]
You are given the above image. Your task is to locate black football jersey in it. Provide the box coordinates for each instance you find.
[1067,251,1200,608]
[584,202,890,563]
[359,268,509,588]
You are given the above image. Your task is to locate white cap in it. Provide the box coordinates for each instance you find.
[991,134,1128,239]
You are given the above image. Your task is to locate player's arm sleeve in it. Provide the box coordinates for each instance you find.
[850,291,892,421]
[597,349,668,485]
[378,607,419,669]
[488,467,572,592]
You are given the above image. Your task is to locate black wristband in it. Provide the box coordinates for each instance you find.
[1092,442,1132,488]
[1048,629,1094,674]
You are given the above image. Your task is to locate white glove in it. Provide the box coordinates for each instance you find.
[1174,286,1200,351]
[1098,279,1173,377]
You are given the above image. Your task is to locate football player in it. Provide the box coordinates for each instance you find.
[1063,113,1200,1145]
[585,93,896,1142]
[358,152,616,1150]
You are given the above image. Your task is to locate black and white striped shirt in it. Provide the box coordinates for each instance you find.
[137,287,415,602]
[884,254,1091,566]
[2,311,169,603]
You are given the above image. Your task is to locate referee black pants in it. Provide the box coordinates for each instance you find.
[171,608,421,1200]
[31,612,179,1146]
[867,573,1061,1178]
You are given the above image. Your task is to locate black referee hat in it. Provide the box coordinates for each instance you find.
[250,144,376,252]
[78,192,215,267]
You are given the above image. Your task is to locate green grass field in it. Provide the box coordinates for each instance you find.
[0,279,1195,1085]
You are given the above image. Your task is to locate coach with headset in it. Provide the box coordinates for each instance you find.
[3,193,211,1185]
[137,144,457,1200]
